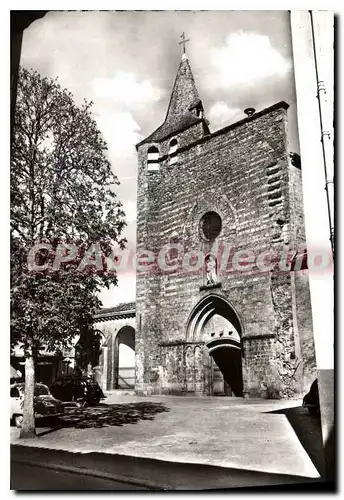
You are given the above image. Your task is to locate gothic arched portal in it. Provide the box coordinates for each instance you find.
[186,294,244,396]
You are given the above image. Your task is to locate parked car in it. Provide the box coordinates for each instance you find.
[10,383,64,428]
[50,376,105,406]
[302,379,320,416]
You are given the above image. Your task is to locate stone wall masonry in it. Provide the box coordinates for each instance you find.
[289,162,307,246]
[242,336,276,398]
[292,272,317,392]
[158,343,185,394]
[288,158,316,392]
[269,273,301,397]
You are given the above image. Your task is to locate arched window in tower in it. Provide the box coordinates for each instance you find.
[147,146,159,171]
[196,102,204,119]
[169,138,178,165]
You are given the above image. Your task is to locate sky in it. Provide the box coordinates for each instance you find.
[20,10,300,307]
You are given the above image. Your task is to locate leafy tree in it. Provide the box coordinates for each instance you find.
[11,67,126,438]
[74,327,104,374]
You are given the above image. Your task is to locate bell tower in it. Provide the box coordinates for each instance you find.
[135,39,210,394]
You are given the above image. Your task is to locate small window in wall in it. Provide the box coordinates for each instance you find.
[196,103,203,119]
[169,138,178,165]
[147,146,159,171]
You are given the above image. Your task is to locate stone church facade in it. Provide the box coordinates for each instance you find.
[133,52,316,398]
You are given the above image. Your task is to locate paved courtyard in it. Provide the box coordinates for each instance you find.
[11,393,322,480]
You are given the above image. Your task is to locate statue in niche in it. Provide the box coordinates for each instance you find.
[205,253,217,285]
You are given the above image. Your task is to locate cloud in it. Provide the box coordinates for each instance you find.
[210,31,292,89]
[98,272,136,307]
[208,102,243,129]
[95,111,143,157]
[91,72,162,106]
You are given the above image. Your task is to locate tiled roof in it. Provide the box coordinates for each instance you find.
[93,301,136,322]
[139,115,202,145]
[98,302,136,314]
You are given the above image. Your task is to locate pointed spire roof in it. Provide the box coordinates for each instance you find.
[165,54,200,124]
[138,54,208,146]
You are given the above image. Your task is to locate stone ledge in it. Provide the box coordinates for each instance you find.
[158,341,205,347]
[199,282,222,291]
[242,334,276,341]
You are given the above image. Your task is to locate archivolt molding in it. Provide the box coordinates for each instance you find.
[185,293,244,343]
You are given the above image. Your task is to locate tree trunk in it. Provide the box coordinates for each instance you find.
[19,353,36,438]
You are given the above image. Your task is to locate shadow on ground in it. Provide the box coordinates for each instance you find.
[55,402,170,429]
[11,445,327,491]
[267,405,325,478]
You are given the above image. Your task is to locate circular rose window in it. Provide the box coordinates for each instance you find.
[200,211,222,240]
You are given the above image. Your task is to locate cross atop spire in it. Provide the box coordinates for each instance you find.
[179,32,190,54]
[137,43,210,146]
